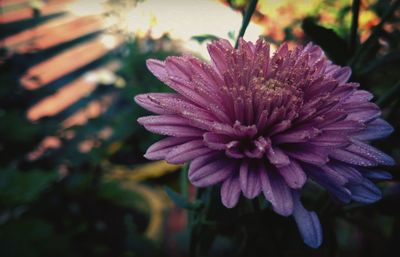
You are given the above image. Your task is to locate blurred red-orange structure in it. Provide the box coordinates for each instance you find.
[1,0,124,160]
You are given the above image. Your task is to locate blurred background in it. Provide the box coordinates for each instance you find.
[0,0,399,256]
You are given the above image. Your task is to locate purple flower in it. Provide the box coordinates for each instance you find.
[135,38,395,248]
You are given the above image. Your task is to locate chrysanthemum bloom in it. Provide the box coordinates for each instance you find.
[135,38,395,248]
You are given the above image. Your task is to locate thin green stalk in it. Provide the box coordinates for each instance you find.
[349,0,360,54]
[189,187,214,257]
[235,0,259,49]
[387,98,400,120]
[180,163,189,199]
[358,51,400,75]
[189,224,199,257]
[376,80,400,107]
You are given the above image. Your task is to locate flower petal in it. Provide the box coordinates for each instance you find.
[292,191,323,248]
[221,176,241,208]
[331,139,395,167]
[306,165,351,203]
[344,102,381,123]
[347,178,381,203]
[352,118,393,141]
[165,56,192,80]
[303,43,324,64]
[189,156,235,187]
[134,93,178,115]
[273,127,321,144]
[144,137,193,160]
[331,66,351,84]
[320,119,364,133]
[308,131,350,147]
[343,90,373,103]
[266,146,290,167]
[165,139,213,164]
[284,145,329,165]
[207,39,232,76]
[146,59,169,82]
[203,132,232,150]
[239,161,262,199]
[168,76,212,108]
[278,160,307,189]
[260,165,293,216]
[138,115,204,137]
[328,161,363,183]
[143,92,215,127]
[358,167,392,180]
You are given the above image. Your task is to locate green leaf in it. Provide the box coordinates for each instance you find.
[228,30,236,41]
[191,34,220,44]
[99,180,150,212]
[164,186,202,210]
[302,17,349,64]
[0,169,58,206]
[165,186,190,209]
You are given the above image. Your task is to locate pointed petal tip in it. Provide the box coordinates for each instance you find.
[146,58,163,67]
[352,118,394,140]
[268,186,294,216]
[278,161,307,189]
[221,176,241,208]
[133,94,142,104]
[384,156,396,166]
[221,196,239,208]
[302,212,323,248]
[146,59,168,81]
[143,148,165,161]
[143,153,158,160]
[240,162,262,199]
[134,94,153,111]
[293,197,323,248]
[363,170,393,180]
[349,178,382,204]
[143,146,165,160]
[137,116,146,125]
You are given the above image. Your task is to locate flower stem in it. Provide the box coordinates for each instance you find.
[235,0,259,49]
[180,163,189,199]
[376,80,400,108]
[189,188,202,257]
[349,0,360,55]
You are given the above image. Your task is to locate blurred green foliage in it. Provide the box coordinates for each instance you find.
[0,169,58,206]
[0,33,178,256]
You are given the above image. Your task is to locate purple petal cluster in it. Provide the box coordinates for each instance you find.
[135,38,395,248]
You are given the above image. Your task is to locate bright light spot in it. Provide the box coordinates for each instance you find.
[97,69,117,84]
[100,34,119,49]
[84,72,97,83]
[84,68,117,85]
